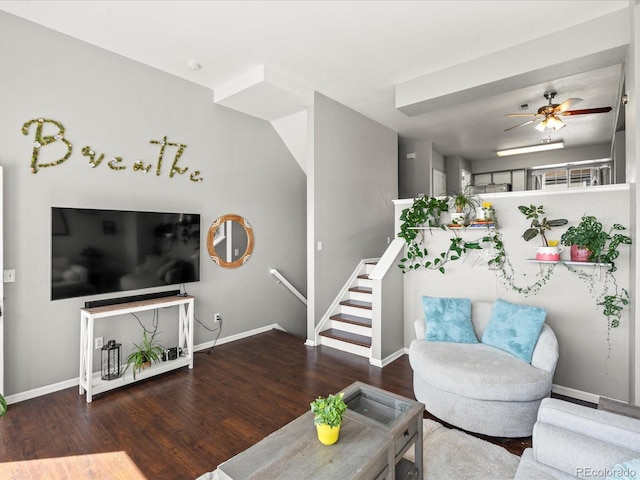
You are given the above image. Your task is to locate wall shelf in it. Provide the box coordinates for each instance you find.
[525,259,611,267]
[408,224,497,231]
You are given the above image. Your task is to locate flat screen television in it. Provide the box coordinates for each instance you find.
[51,207,200,301]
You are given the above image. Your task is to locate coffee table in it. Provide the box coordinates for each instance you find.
[217,382,423,480]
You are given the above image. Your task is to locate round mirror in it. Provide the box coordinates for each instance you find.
[206,214,254,268]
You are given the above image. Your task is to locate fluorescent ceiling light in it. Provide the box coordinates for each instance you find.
[529,158,611,170]
[497,142,564,157]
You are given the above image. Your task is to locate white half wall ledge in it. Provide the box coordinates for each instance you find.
[213,65,313,121]
[395,8,629,116]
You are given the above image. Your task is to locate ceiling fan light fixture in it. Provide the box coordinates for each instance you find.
[546,115,565,130]
[497,142,564,157]
[535,118,548,132]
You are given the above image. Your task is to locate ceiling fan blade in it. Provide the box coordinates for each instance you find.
[554,97,582,113]
[505,113,543,117]
[560,107,613,116]
[504,119,536,131]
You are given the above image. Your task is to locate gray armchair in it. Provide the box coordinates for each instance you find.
[515,397,640,479]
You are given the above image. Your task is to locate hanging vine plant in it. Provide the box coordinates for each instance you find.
[398,196,491,273]
[398,196,447,273]
[397,197,633,330]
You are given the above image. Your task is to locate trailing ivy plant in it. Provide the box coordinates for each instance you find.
[599,287,629,329]
[397,199,632,330]
[484,230,557,296]
[559,215,632,329]
[398,196,447,272]
[398,196,488,273]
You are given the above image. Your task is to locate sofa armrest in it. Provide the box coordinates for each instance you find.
[530,324,559,374]
[532,398,640,477]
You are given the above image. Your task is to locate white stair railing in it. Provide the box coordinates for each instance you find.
[269,268,307,305]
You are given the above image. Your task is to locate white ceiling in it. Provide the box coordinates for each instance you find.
[0,1,629,162]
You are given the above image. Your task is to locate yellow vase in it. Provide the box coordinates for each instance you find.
[316,423,340,445]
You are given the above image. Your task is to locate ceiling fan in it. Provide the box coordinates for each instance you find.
[505,91,612,132]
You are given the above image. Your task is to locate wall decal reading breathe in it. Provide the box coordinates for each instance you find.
[21,117,204,182]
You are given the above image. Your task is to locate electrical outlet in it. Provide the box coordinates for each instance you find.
[95,337,104,350]
[3,269,15,283]
[214,313,221,324]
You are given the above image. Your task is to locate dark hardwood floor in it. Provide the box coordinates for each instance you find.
[0,329,531,479]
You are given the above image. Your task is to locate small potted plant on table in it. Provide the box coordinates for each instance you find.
[310,392,348,445]
[125,330,164,379]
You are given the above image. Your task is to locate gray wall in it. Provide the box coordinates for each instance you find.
[400,186,632,401]
[0,12,306,396]
[445,155,472,194]
[398,138,433,199]
[312,93,397,326]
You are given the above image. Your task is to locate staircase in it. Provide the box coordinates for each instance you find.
[317,261,377,358]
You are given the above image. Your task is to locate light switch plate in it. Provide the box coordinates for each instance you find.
[3,269,15,283]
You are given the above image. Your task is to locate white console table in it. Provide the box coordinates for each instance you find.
[79,295,194,403]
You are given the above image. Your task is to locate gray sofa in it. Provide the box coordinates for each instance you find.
[409,301,559,438]
[515,397,640,479]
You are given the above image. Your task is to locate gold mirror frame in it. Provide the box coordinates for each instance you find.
[206,214,254,269]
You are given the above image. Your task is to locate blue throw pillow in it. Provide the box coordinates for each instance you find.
[606,458,640,479]
[481,299,547,363]
[422,296,477,343]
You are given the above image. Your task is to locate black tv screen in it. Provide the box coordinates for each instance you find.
[51,207,200,301]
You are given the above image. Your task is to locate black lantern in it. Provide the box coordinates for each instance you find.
[101,340,122,381]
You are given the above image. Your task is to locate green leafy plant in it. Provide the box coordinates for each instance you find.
[518,204,568,247]
[0,393,7,417]
[599,288,629,329]
[560,215,632,272]
[125,330,164,379]
[450,185,479,214]
[310,392,347,428]
[399,196,448,238]
[398,196,447,272]
[398,195,497,273]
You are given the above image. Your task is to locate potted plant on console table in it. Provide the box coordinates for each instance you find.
[125,330,164,379]
[310,392,347,446]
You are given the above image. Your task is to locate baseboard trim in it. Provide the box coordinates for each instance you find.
[194,323,286,351]
[370,348,406,368]
[551,384,600,405]
[5,324,287,405]
[5,378,80,405]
